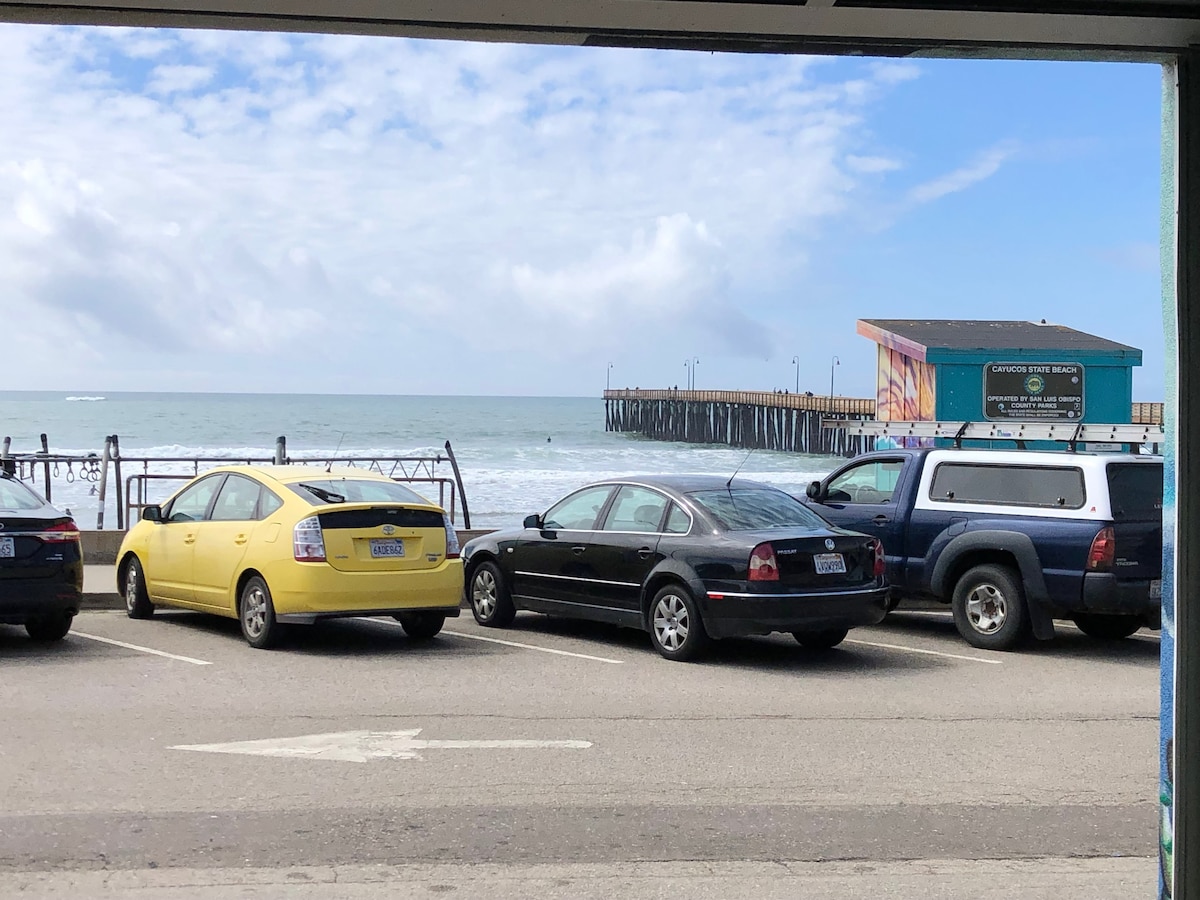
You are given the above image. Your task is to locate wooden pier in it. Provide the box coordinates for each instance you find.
[603,390,877,457]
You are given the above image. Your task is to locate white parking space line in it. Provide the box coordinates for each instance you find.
[72,631,213,666]
[844,637,1003,665]
[899,610,1161,644]
[367,618,625,664]
[1055,621,1161,642]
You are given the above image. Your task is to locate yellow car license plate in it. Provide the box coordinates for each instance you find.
[369,539,405,558]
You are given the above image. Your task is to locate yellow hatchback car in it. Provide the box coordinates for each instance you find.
[116,466,464,648]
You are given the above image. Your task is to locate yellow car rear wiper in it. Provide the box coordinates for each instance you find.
[298,483,346,504]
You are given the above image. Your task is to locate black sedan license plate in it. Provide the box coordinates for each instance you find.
[0,537,12,558]
[370,539,405,558]
[813,552,846,575]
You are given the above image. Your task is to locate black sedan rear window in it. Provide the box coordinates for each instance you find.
[688,488,829,531]
[287,478,429,506]
[0,476,43,510]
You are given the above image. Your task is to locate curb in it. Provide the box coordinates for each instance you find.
[82,593,125,611]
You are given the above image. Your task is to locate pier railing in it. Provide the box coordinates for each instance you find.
[603,391,1165,456]
[603,389,877,456]
[0,435,471,531]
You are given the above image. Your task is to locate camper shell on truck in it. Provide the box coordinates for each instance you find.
[801,445,1163,651]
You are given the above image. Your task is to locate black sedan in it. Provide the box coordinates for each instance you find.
[0,473,83,642]
[461,475,889,661]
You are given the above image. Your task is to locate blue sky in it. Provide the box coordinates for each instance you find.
[0,26,1165,400]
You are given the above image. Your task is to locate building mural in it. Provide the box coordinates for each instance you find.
[875,344,936,422]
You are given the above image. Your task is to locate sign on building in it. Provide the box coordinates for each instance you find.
[983,362,1085,421]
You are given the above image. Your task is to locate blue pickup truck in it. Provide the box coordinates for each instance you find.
[801,447,1163,650]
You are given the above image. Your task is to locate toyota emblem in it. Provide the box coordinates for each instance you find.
[824,539,835,551]
[382,524,396,536]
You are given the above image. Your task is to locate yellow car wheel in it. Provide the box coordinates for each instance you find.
[394,612,446,641]
[239,575,281,650]
[123,557,154,620]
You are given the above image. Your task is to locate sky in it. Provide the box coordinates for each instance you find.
[0,24,1165,400]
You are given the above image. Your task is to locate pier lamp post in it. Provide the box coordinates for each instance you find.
[792,355,800,394]
[607,362,613,391]
[683,359,690,390]
[829,356,840,410]
[692,357,700,391]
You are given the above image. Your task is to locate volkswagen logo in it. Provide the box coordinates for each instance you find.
[824,538,835,551]
[382,524,396,536]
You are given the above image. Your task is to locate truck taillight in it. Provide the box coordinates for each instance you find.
[871,539,885,578]
[749,543,779,582]
[41,520,81,543]
[1087,526,1115,571]
[443,514,460,560]
[293,516,326,562]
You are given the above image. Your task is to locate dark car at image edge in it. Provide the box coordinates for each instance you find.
[0,472,83,642]
[461,475,890,661]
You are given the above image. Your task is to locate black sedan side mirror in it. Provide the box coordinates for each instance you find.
[805,481,823,501]
[142,505,163,523]
[523,513,543,529]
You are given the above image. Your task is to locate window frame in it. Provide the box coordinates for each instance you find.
[163,473,227,523]
[927,462,1087,510]
[600,485,674,534]
[542,485,617,532]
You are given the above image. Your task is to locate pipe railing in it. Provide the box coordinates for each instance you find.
[0,435,472,530]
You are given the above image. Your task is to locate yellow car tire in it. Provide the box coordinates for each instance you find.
[239,575,281,650]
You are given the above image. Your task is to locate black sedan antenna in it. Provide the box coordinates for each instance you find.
[727,449,753,488]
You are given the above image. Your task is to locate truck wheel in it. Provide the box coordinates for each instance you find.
[1072,613,1142,641]
[951,564,1031,651]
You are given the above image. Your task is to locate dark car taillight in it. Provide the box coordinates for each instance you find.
[1087,526,1116,571]
[748,543,779,582]
[871,539,885,578]
[40,520,80,543]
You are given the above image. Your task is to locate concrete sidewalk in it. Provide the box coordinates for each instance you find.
[82,564,121,609]
[3,858,1158,899]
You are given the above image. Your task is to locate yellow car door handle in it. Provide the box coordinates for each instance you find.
[183,535,196,544]
[234,535,248,545]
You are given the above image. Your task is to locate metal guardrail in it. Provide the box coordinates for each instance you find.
[0,434,471,530]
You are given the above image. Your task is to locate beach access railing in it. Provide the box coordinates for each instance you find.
[0,434,471,531]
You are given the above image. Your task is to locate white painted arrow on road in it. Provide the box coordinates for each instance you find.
[170,729,592,763]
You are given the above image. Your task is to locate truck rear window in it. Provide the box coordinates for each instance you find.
[1106,463,1164,521]
[929,463,1086,509]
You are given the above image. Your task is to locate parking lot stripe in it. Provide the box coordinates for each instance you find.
[843,637,1003,665]
[367,618,625,664]
[72,631,213,666]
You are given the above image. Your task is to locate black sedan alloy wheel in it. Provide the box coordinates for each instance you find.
[648,584,710,662]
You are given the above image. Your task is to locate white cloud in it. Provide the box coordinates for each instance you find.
[0,24,922,393]
[847,154,903,174]
[146,64,215,96]
[907,143,1017,205]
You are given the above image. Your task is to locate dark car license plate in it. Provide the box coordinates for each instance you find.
[813,552,846,575]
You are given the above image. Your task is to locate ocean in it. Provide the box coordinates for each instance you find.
[0,392,846,529]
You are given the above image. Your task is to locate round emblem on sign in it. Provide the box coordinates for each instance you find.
[825,539,836,551]
[382,524,396,536]
[1024,374,1046,395]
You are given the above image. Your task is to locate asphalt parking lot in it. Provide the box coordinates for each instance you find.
[0,605,1161,898]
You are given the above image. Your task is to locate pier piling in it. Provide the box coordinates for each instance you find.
[602,390,875,457]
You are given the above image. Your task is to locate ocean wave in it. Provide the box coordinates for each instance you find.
[64,396,106,402]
